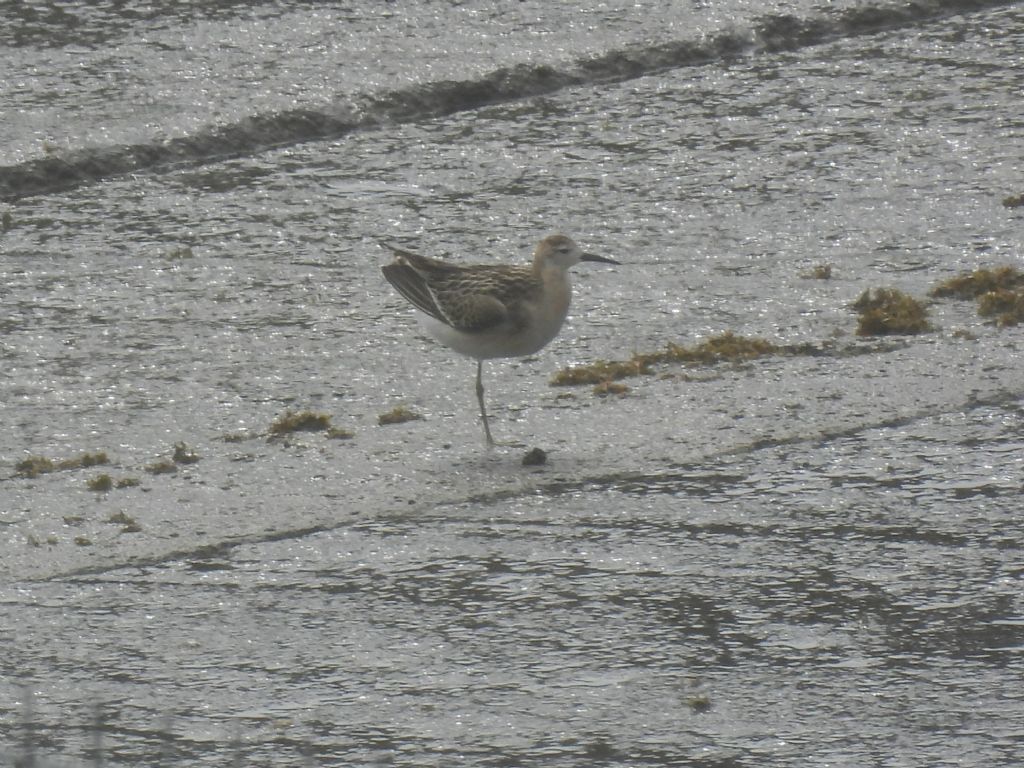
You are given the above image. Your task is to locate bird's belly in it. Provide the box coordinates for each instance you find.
[422,305,568,360]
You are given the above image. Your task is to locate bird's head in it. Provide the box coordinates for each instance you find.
[534,234,619,271]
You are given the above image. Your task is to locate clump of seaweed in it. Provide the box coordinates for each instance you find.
[327,426,355,440]
[801,264,833,280]
[269,410,332,435]
[978,289,1024,326]
[929,266,1024,299]
[929,266,1024,327]
[143,441,202,474]
[172,442,200,464]
[145,459,178,475]
[108,511,142,533]
[550,358,652,386]
[378,406,424,426]
[77,451,108,468]
[551,332,782,388]
[651,332,780,365]
[87,474,114,492]
[852,288,931,336]
[15,451,109,478]
[15,456,54,478]
[1002,193,1024,209]
[593,381,630,397]
[87,473,140,490]
[688,694,712,713]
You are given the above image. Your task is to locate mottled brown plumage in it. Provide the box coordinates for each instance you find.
[382,246,542,333]
[381,234,618,446]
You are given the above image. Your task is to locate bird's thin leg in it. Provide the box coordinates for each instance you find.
[476,360,495,447]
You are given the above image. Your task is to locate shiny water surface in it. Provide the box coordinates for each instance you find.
[2,1,1022,765]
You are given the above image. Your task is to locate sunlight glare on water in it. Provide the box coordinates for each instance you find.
[1,1,1023,766]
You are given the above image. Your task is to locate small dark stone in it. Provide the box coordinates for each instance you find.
[522,447,547,466]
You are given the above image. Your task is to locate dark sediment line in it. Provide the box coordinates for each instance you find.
[0,0,1013,202]
[0,109,365,203]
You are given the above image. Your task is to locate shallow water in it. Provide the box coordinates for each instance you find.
[2,1,1023,765]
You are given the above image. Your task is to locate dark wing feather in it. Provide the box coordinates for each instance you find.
[380,242,537,333]
[430,286,509,332]
[381,262,447,323]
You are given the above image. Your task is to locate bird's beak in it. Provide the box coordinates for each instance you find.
[581,253,620,265]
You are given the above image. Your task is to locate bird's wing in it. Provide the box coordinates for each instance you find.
[383,263,511,332]
[381,261,447,323]
[431,286,509,333]
[381,242,524,332]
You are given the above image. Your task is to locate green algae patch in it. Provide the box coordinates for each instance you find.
[929,266,1024,300]
[327,426,356,440]
[853,288,931,336]
[551,332,782,388]
[269,410,332,435]
[15,451,109,478]
[378,405,424,426]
